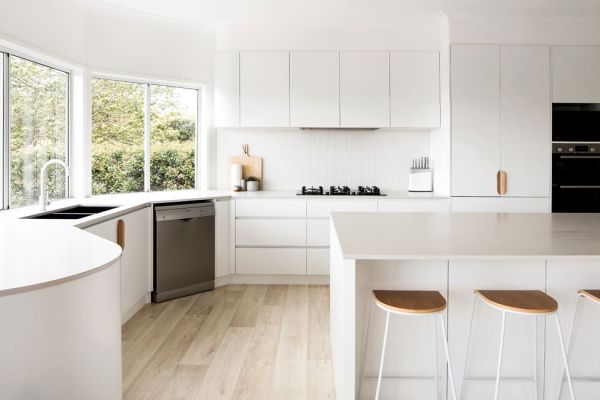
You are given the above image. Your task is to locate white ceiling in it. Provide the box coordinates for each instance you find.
[84,0,600,27]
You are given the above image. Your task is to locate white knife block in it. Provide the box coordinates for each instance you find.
[408,168,433,192]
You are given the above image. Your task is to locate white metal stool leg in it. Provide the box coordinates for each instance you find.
[358,300,373,398]
[439,314,458,400]
[434,316,440,400]
[494,310,507,400]
[554,313,577,400]
[460,296,478,400]
[375,310,391,400]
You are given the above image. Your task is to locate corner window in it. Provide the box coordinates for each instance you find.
[1,55,69,208]
[91,78,198,194]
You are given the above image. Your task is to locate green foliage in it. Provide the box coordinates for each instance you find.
[91,79,197,194]
[9,56,68,207]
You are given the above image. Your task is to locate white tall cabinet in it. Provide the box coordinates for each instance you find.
[339,52,390,127]
[451,45,501,197]
[290,51,339,127]
[451,45,550,199]
[240,51,289,127]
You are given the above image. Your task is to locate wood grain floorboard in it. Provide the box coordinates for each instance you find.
[122,284,336,400]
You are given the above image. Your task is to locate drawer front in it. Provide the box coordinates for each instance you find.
[236,219,306,246]
[236,248,306,275]
[377,199,450,212]
[306,200,378,217]
[235,199,306,217]
[307,248,330,275]
[307,219,330,246]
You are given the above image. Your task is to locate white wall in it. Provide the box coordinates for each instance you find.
[0,0,87,65]
[217,128,430,191]
[449,13,600,45]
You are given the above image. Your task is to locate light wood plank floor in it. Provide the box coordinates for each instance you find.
[122,284,336,400]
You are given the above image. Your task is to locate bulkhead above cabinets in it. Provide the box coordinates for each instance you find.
[214,50,440,129]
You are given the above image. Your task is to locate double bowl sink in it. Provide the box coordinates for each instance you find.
[25,205,119,220]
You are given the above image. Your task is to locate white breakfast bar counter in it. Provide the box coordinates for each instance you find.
[329,212,600,400]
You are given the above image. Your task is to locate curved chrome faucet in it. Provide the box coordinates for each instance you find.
[39,159,70,211]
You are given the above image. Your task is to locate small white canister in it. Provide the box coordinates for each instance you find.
[230,164,242,190]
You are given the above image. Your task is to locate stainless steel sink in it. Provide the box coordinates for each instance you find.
[24,205,119,220]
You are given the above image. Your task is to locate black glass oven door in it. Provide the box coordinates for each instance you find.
[552,153,600,212]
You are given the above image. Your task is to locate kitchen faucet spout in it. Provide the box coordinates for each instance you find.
[39,159,70,211]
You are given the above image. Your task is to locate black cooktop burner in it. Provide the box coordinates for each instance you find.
[297,185,385,196]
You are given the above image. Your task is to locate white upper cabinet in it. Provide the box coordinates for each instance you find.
[390,51,440,128]
[240,52,289,127]
[552,46,600,103]
[451,45,551,198]
[290,52,340,127]
[214,52,240,127]
[339,52,390,127]
[451,45,501,197]
[501,46,550,197]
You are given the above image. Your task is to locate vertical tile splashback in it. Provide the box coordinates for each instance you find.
[216,128,430,191]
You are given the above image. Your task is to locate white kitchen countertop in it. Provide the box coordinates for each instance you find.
[331,212,600,261]
[0,188,449,296]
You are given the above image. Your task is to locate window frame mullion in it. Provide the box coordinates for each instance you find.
[2,53,10,209]
[143,83,151,192]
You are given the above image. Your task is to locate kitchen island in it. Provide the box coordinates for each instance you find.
[330,212,600,400]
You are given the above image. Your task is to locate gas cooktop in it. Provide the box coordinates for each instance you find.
[297,186,386,196]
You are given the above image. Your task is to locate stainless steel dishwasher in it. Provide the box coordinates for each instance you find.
[152,201,215,302]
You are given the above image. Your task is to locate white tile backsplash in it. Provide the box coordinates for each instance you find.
[216,128,430,191]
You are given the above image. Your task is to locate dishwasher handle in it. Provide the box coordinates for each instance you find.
[155,204,215,222]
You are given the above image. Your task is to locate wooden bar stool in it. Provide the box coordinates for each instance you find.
[562,290,600,395]
[463,290,576,400]
[362,290,457,400]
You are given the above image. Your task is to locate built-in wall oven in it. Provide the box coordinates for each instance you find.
[552,104,600,212]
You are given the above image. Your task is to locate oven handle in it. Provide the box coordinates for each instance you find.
[559,185,600,189]
[559,155,600,159]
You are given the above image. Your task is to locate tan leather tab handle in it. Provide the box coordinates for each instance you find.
[117,219,125,250]
[501,170,507,195]
[496,170,502,195]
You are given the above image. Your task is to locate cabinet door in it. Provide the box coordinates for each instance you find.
[390,51,440,128]
[501,46,551,197]
[215,52,239,127]
[215,199,230,278]
[451,45,501,197]
[552,46,600,103]
[290,51,339,127]
[85,208,150,323]
[307,248,330,275]
[340,52,390,127]
[240,52,289,127]
[236,248,306,275]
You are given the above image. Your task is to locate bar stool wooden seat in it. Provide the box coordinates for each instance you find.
[578,289,600,303]
[463,290,576,400]
[365,290,457,400]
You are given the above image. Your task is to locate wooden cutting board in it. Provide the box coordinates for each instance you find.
[228,144,263,189]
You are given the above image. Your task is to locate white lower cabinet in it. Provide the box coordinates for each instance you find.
[377,199,450,212]
[234,198,457,277]
[236,248,306,275]
[85,207,151,324]
[307,199,378,217]
[307,219,330,246]
[236,218,306,246]
[307,248,330,275]
[215,199,230,279]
